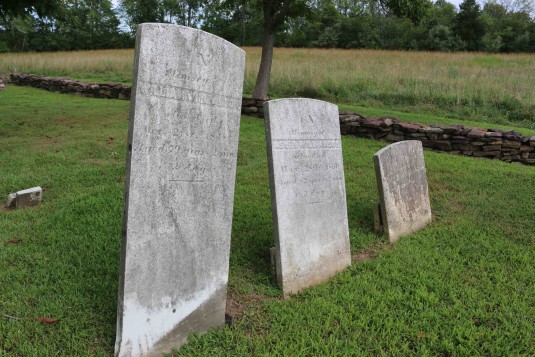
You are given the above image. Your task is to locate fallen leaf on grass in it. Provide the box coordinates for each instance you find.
[417,332,425,338]
[106,137,114,144]
[7,239,22,244]
[35,317,59,324]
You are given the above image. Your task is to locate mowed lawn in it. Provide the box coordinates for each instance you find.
[1,86,534,356]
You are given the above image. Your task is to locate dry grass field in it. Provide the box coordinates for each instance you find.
[1,47,534,126]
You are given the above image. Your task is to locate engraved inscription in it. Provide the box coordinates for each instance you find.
[138,80,242,109]
[132,142,234,159]
[290,114,326,136]
[169,160,207,183]
[273,139,339,150]
[163,69,210,86]
[276,149,344,206]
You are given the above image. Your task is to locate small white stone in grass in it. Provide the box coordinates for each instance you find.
[6,187,42,209]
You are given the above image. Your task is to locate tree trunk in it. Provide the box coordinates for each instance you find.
[252,26,274,100]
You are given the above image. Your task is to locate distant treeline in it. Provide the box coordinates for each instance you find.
[1,0,534,53]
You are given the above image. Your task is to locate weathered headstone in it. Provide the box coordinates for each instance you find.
[5,186,42,209]
[373,140,432,243]
[264,98,351,297]
[115,24,245,356]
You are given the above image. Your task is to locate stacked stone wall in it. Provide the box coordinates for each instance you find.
[241,97,267,117]
[340,112,535,165]
[10,73,131,99]
[7,73,535,165]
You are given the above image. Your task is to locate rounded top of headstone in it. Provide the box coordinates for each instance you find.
[264,98,338,111]
[374,140,423,159]
[137,23,245,55]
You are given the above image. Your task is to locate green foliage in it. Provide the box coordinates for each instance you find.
[0,0,132,52]
[381,0,431,23]
[0,0,59,18]
[426,24,462,51]
[120,0,163,31]
[1,0,535,53]
[454,0,485,51]
[201,2,264,46]
[120,0,203,33]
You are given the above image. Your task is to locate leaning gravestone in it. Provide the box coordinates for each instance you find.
[264,98,351,297]
[115,24,245,356]
[373,140,432,243]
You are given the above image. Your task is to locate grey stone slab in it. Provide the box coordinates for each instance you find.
[5,187,42,209]
[264,98,351,298]
[374,141,432,243]
[115,24,245,357]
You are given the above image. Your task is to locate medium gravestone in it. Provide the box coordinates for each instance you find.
[115,24,245,356]
[373,140,432,243]
[264,98,351,297]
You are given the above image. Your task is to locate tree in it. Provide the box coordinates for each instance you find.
[225,0,431,100]
[494,0,534,15]
[119,0,205,33]
[240,0,312,100]
[453,0,485,51]
[120,0,164,33]
[426,24,462,51]
[202,2,263,46]
[0,0,59,19]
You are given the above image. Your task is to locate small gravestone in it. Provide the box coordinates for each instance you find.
[374,140,432,242]
[264,98,351,297]
[115,24,245,356]
[0,78,5,91]
[5,187,42,209]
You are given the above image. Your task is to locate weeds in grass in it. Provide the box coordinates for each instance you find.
[1,48,534,127]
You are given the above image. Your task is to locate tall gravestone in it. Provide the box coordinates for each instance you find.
[264,98,351,297]
[115,24,245,356]
[374,140,432,243]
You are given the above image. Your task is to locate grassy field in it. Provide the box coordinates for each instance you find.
[1,86,534,356]
[1,48,534,128]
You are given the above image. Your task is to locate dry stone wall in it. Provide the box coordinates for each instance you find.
[340,112,535,165]
[10,73,130,99]
[7,73,535,165]
[241,97,268,116]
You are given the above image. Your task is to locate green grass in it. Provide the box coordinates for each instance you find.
[1,86,534,356]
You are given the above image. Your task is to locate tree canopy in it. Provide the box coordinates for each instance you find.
[0,0,533,54]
